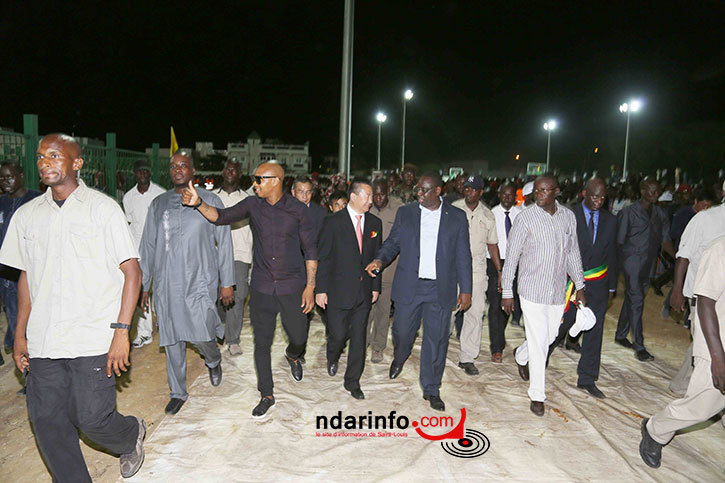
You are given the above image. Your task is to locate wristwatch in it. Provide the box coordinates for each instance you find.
[110,323,131,330]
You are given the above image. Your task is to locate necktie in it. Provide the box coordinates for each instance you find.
[355,215,363,253]
[588,212,595,244]
[504,211,512,239]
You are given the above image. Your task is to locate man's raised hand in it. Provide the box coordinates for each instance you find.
[181,180,200,206]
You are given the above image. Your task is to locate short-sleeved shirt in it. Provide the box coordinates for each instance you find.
[122,182,166,248]
[677,205,725,298]
[691,236,725,361]
[453,199,498,282]
[0,189,42,281]
[214,187,253,263]
[0,180,138,359]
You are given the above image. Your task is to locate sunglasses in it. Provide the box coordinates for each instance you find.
[253,175,278,184]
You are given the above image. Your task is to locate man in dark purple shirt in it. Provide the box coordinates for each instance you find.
[182,162,318,418]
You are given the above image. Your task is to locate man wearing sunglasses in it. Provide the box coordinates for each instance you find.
[182,162,318,418]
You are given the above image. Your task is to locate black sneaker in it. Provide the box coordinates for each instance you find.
[252,397,275,418]
[285,352,303,382]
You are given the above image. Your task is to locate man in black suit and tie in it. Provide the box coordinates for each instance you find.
[316,179,382,400]
[548,177,617,398]
[366,173,472,411]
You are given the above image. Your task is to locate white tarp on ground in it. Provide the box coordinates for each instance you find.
[125,314,724,482]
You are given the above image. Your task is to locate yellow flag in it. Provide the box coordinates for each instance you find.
[170,126,179,158]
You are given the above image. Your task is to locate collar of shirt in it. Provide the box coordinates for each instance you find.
[347,203,365,231]
[418,197,443,213]
[581,201,599,225]
[531,199,564,218]
[42,179,89,207]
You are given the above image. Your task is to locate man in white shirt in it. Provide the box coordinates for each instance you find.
[122,160,165,348]
[452,176,502,375]
[0,134,146,480]
[214,160,253,356]
[487,183,523,362]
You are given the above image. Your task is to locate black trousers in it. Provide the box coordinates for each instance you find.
[26,354,139,483]
[548,280,609,385]
[486,258,521,354]
[326,285,371,390]
[616,257,649,351]
[249,288,308,397]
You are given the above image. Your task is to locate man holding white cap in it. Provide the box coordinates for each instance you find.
[502,175,585,416]
[547,177,618,399]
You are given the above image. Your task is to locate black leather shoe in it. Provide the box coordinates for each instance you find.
[565,339,582,353]
[389,361,404,379]
[349,388,365,400]
[614,338,633,349]
[165,398,185,415]
[209,364,222,386]
[514,345,529,381]
[577,383,606,399]
[423,394,445,411]
[639,418,662,468]
[530,401,545,416]
[636,349,655,362]
[458,362,479,376]
[285,353,303,382]
[327,360,338,377]
[252,396,275,418]
[299,355,306,365]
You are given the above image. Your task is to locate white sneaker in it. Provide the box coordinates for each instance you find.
[132,335,152,348]
[227,343,243,356]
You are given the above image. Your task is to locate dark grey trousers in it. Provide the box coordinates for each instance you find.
[27,354,139,483]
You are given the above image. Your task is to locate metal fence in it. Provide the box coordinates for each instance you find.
[0,114,170,197]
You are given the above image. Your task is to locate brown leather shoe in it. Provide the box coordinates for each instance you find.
[491,352,503,363]
[530,401,544,416]
[514,345,529,380]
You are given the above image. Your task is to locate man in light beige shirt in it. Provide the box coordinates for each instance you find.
[452,175,502,375]
[214,160,253,356]
[0,134,145,480]
[640,235,725,468]
[367,179,404,363]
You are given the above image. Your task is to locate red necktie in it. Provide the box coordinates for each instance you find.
[355,214,363,253]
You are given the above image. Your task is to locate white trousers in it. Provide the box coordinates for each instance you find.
[458,279,486,363]
[515,297,565,402]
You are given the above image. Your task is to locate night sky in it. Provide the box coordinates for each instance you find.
[1,1,723,173]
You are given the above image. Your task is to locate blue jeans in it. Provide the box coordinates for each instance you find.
[1,278,18,351]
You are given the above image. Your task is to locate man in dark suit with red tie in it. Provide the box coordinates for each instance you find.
[316,179,382,400]
[548,177,617,398]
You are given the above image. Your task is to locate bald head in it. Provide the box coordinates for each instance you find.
[584,177,605,192]
[257,162,284,178]
[40,133,81,159]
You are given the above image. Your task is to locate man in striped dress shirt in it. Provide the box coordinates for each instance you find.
[502,175,586,416]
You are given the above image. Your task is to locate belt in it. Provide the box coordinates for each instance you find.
[564,264,608,312]
[418,278,435,281]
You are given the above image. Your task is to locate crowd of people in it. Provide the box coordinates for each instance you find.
[0,133,723,480]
